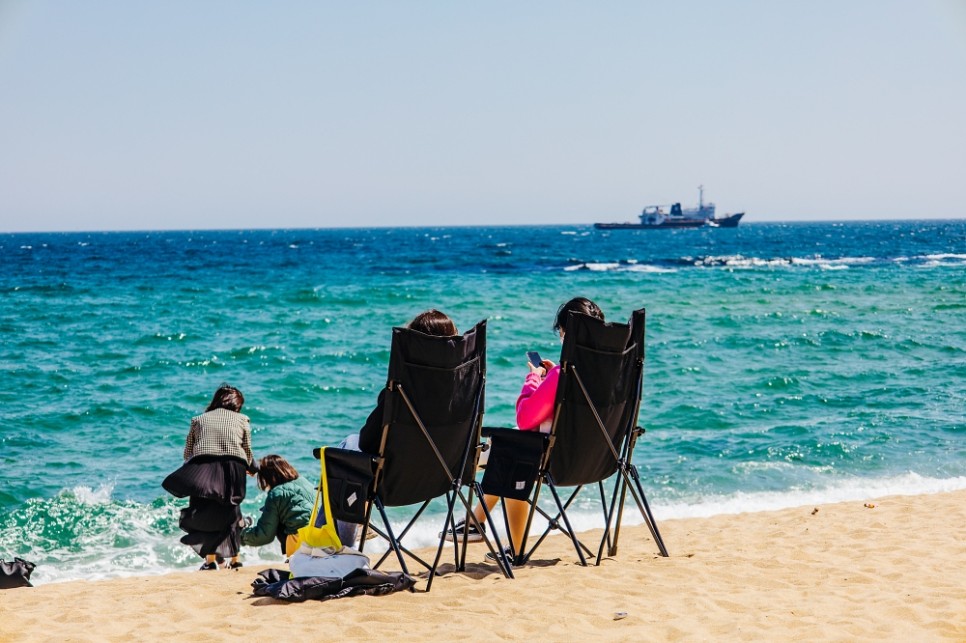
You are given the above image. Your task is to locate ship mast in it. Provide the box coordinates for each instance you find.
[698,184,704,209]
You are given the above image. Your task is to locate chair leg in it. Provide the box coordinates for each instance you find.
[497,497,514,555]
[610,427,635,557]
[516,476,546,566]
[608,472,630,557]
[424,490,462,592]
[621,464,668,557]
[441,491,462,573]
[373,532,436,571]
[371,501,436,571]
[596,479,620,565]
[454,500,474,573]
[524,485,596,564]
[599,481,614,554]
[469,483,514,579]
[450,500,468,572]
[545,478,587,566]
[357,501,375,554]
[373,498,410,575]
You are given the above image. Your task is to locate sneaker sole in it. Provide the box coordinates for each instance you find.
[442,531,484,543]
[485,550,516,565]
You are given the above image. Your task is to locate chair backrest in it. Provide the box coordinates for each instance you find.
[546,309,645,487]
[375,320,487,506]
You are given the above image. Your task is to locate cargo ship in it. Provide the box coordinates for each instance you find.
[595,186,744,229]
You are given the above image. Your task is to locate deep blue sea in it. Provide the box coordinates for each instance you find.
[2,221,965,584]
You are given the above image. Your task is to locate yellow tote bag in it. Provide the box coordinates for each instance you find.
[295,447,343,550]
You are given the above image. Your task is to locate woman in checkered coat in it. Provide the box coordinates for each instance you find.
[165,384,255,570]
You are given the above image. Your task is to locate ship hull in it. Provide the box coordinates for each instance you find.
[708,212,744,228]
[595,212,744,230]
[594,220,706,230]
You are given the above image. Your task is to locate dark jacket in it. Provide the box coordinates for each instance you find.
[240,476,315,547]
[358,389,387,455]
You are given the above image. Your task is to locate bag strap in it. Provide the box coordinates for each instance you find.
[296,447,343,550]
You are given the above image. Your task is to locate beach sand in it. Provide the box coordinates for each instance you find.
[2,490,965,642]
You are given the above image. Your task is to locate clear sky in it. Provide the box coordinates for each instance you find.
[1,1,965,232]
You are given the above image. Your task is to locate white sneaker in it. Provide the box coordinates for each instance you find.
[440,519,485,543]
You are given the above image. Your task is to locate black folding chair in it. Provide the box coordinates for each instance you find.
[313,320,512,590]
[481,308,668,567]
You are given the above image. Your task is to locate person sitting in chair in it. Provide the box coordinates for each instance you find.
[444,297,605,562]
[336,309,461,546]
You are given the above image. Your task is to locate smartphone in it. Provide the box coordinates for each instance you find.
[526,351,543,369]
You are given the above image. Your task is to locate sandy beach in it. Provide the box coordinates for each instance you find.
[3,490,965,642]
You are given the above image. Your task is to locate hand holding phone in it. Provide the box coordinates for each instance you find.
[527,351,554,376]
[526,351,543,369]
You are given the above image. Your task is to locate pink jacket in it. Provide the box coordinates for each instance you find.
[515,365,560,432]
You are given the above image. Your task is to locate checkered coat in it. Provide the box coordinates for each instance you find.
[183,407,254,465]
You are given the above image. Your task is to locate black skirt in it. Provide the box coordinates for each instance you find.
[163,455,248,559]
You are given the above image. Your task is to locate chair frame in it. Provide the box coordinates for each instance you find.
[484,308,668,567]
[361,379,514,587]
[315,322,513,591]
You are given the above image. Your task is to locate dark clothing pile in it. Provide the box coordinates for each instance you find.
[0,557,35,589]
[251,568,416,602]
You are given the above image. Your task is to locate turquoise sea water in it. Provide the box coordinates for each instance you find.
[2,221,965,584]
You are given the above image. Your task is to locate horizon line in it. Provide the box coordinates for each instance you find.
[3,217,966,236]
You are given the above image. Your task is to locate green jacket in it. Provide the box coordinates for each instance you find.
[240,476,316,547]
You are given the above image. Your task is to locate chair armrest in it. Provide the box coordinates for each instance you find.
[482,426,514,438]
[313,446,377,469]
[479,428,546,500]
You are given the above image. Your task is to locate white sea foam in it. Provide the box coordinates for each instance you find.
[563,255,888,273]
[624,264,676,273]
[70,483,116,505]
[696,255,877,270]
[27,485,292,586]
[564,262,675,273]
[790,256,874,267]
[654,473,966,521]
[921,254,966,268]
[585,262,622,272]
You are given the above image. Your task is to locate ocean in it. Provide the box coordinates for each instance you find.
[2,220,965,585]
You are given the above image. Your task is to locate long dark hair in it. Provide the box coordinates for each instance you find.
[206,384,245,413]
[408,309,458,336]
[553,297,604,334]
[256,454,300,491]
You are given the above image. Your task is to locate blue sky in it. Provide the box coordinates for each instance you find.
[1,1,964,232]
